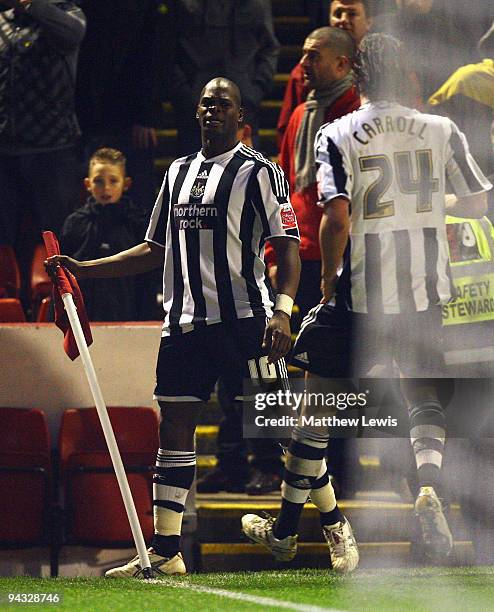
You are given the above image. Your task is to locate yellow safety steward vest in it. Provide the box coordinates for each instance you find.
[442,216,494,365]
[429,59,494,111]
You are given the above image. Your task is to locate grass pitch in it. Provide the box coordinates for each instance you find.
[1,567,493,611]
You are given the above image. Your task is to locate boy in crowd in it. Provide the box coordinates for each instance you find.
[61,148,148,321]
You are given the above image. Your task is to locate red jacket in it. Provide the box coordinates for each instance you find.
[277,63,307,142]
[266,86,360,266]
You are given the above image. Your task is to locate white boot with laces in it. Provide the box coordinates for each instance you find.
[415,486,453,561]
[241,512,298,562]
[322,518,359,573]
[105,548,186,578]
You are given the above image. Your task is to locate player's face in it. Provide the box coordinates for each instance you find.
[197,85,241,141]
[84,163,129,205]
[300,37,346,90]
[330,1,372,44]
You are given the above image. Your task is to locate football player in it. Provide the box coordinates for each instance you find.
[243,33,492,566]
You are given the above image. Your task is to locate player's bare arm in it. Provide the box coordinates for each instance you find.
[445,191,488,219]
[319,196,350,302]
[262,236,300,363]
[45,241,164,280]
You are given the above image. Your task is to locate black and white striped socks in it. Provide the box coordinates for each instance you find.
[151,448,196,558]
[274,426,342,539]
[409,399,446,489]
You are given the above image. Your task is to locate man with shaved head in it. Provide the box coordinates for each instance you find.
[278,0,373,138]
[266,27,359,320]
[46,77,301,577]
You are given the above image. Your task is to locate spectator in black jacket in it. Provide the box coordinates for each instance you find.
[0,0,85,250]
[169,0,280,155]
[61,148,148,321]
[75,0,172,213]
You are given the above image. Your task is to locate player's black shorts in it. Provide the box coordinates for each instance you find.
[154,317,288,402]
[291,303,445,378]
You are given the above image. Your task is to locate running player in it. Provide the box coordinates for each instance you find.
[47,77,301,577]
[243,33,492,566]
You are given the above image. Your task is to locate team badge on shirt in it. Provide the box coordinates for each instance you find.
[190,178,206,198]
[280,203,297,230]
[190,183,205,198]
[190,168,210,200]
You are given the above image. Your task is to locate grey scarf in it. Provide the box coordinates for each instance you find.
[294,73,354,191]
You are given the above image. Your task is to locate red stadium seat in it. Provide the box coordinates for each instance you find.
[59,406,159,544]
[0,246,21,298]
[0,408,51,546]
[30,243,51,316]
[36,296,52,322]
[0,298,26,322]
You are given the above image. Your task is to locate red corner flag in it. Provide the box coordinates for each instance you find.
[42,231,93,360]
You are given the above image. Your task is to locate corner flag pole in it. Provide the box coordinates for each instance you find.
[43,230,152,577]
[61,292,152,578]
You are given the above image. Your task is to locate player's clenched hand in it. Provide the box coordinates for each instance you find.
[44,255,84,280]
[262,312,291,364]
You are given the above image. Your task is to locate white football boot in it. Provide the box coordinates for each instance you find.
[105,548,186,578]
[241,513,298,562]
[322,518,359,573]
[415,486,453,561]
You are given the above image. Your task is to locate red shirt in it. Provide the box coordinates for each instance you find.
[266,86,360,266]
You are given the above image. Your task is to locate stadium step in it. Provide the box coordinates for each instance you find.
[196,426,219,456]
[277,45,302,74]
[258,99,284,128]
[195,454,383,481]
[195,448,387,495]
[198,541,475,572]
[272,73,290,99]
[272,0,306,18]
[273,16,312,46]
[197,454,217,477]
[196,498,469,545]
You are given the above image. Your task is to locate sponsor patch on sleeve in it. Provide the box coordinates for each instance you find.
[280,203,297,230]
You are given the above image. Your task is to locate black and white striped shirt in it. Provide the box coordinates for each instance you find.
[315,102,492,314]
[146,142,300,335]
